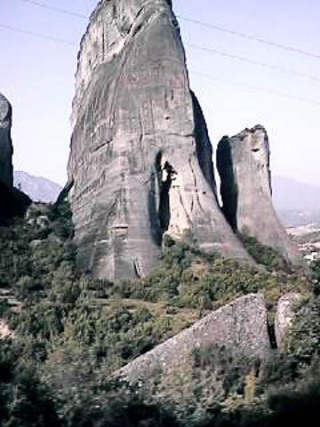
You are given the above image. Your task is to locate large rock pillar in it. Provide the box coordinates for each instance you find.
[68,0,252,281]
[217,125,302,266]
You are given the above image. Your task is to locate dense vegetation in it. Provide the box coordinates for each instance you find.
[0,201,319,426]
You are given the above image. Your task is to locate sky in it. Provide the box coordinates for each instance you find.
[0,0,320,187]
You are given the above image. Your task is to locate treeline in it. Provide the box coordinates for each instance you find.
[0,202,319,426]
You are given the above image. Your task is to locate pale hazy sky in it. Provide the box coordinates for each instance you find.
[1,0,320,186]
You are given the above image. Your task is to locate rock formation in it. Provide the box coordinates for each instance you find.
[0,92,13,189]
[0,92,31,222]
[275,292,302,351]
[68,0,251,281]
[217,125,302,266]
[0,320,13,339]
[115,294,271,384]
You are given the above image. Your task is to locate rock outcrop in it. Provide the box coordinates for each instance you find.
[115,294,271,384]
[68,0,251,281]
[0,93,13,189]
[275,292,302,351]
[217,125,302,266]
[0,92,31,222]
[0,320,13,339]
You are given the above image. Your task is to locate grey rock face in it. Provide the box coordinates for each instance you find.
[275,292,302,351]
[217,125,302,266]
[115,294,271,383]
[0,93,13,189]
[68,0,251,281]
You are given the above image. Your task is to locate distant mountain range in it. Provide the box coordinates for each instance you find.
[272,176,320,227]
[14,171,62,204]
[272,176,320,212]
[13,172,320,226]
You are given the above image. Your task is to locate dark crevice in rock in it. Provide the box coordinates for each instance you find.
[112,4,117,20]
[216,137,238,231]
[91,139,112,153]
[267,317,278,350]
[149,153,176,246]
[188,157,205,215]
[159,161,175,234]
[191,91,216,193]
[56,179,74,205]
[148,167,162,246]
[155,152,176,234]
[133,258,142,279]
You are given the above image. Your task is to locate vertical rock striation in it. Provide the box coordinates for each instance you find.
[0,93,13,189]
[68,0,251,281]
[217,125,302,265]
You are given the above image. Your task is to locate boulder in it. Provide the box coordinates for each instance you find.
[275,292,302,351]
[115,294,271,384]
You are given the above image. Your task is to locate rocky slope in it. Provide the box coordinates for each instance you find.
[0,199,317,426]
[68,0,251,281]
[217,125,302,266]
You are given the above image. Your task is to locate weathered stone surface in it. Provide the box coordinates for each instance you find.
[275,292,302,351]
[115,294,271,383]
[217,125,302,266]
[68,0,252,281]
[0,93,13,189]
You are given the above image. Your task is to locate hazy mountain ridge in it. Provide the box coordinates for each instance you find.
[272,176,320,226]
[14,171,62,203]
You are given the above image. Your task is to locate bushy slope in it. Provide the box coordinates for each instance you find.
[0,202,319,426]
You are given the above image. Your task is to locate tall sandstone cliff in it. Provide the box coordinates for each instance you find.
[0,92,30,222]
[68,0,251,280]
[217,125,302,266]
[0,93,13,189]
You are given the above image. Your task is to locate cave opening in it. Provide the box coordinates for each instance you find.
[159,161,175,233]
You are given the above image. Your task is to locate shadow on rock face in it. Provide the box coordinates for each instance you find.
[0,183,31,224]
